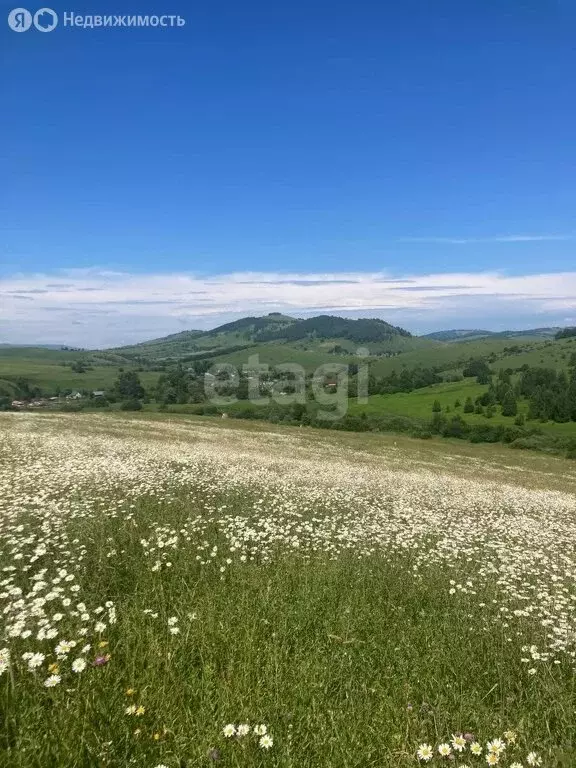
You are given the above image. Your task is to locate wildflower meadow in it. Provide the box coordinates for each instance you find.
[1,412,575,767]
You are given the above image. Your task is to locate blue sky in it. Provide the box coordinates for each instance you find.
[1,0,576,345]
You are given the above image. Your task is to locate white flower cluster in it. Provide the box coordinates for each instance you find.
[223,722,273,749]
[417,731,542,766]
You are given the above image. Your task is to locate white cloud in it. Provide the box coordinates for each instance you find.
[1,268,575,347]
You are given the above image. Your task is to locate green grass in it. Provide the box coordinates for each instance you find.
[369,336,547,377]
[209,336,556,378]
[3,333,574,392]
[350,380,488,419]
[3,335,576,446]
[211,342,358,372]
[2,413,576,766]
[0,354,160,393]
[492,337,576,372]
[109,316,431,361]
[0,347,85,361]
[348,378,576,438]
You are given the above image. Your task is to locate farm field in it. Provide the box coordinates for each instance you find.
[1,413,576,767]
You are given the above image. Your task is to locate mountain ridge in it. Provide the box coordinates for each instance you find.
[107,313,417,360]
[423,327,561,342]
[2,317,566,361]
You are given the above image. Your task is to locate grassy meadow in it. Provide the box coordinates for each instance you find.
[0,348,161,394]
[1,412,576,767]
[348,379,576,439]
[5,332,572,395]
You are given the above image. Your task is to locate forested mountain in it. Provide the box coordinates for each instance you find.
[255,315,411,343]
[109,313,417,361]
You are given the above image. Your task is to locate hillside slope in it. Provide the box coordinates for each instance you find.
[108,313,425,364]
[424,327,560,342]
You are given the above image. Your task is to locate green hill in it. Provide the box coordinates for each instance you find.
[422,329,492,341]
[110,313,296,359]
[108,313,426,365]
[110,316,568,370]
[3,318,576,421]
[423,327,560,342]
[0,314,429,393]
[253,314,411,343]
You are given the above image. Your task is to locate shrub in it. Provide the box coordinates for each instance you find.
[412,429,433,439]
[120,399,142,411]
[510,435,561,454]
[441,416,468,439]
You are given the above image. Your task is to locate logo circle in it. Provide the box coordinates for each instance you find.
[33,7,58,31]
[8,8,32,31]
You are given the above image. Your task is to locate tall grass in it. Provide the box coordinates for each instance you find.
[1,413,575,767]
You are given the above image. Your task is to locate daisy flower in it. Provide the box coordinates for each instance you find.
[487,738,506,755]
[259,734,273,749]
[55,640,74,657]
[43,674,61,687]
[452,734,467,752]
[71,657,87,673]
[0,648,10,676]
[27,652,45,670]
[438,743,452,757]
[526,754,542,766]
[417,743,434,762]
[222,724,236,738]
